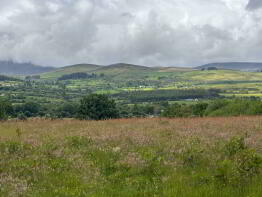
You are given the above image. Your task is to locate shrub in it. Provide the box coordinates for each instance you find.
[78,94,119,120]
[66,136,92,149]
[180,138,205,168]
[0,99,13,120]
[224,137,246,157]
[17,113,27,121]
[192,103,208,117]
[215,137,262,186]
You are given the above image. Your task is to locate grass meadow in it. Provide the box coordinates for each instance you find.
[0,117,262,197]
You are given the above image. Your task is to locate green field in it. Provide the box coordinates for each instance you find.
[1,64,262,105]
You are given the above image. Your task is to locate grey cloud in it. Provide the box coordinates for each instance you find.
[246,0,262,10]
[0,0,262,67]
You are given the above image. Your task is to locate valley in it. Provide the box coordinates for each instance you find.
[1,63,262,107]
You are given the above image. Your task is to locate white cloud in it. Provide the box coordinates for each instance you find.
[0,0,261,67]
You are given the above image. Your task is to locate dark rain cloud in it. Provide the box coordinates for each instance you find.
[246,0,262,10]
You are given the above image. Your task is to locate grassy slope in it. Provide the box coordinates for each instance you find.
[40,63,193,80]
[181,70,262,82]
[180,70,262,97]
[41,64,102,79]
[41,64,262,83]
[1,117,261,196]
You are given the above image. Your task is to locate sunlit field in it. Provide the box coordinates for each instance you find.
[0,117,261,197]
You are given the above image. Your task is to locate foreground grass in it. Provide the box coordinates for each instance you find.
[0,117,262,197]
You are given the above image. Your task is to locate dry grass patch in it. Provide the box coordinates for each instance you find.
[0,116,261,197]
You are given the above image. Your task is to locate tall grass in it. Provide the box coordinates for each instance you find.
[0,117,261,196]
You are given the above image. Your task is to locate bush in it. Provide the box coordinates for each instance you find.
[215,137,262,186]
[162,103,193,118]
[78,94,119,120]
[180,138,205,168]
[224,137,246,157]
[55,102,79,118]
[17,113,27,121]
[0,99,13,120]
[192,103,208,117]
[14,101,41,117]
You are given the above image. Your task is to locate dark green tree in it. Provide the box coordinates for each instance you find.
[0,99,13,120]
[56,102,79,118]
[14,101,41,117]
[78,94,119,120]
[192,103,208,117]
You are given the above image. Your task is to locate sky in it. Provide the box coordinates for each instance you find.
[0,0,262,67]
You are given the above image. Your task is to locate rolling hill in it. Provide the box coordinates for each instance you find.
[0,61,54,75]
[0,75,21,81]
[41,63,192,80]
[100,63,151,70]
[197,62,262,71]
[41,64,102,79]
[93,63,155,78]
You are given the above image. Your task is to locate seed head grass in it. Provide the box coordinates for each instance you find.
[0,117,261,196]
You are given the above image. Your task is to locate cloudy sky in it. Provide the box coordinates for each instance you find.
[0,0,262,67]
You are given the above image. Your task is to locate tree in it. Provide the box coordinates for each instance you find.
[56,102,79,118]
[14,101,41,117]
[78,94,119,120]
[192,103,208,117]
[0,99,13,120]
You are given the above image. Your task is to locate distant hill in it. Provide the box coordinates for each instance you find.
[41,63,193,80]
[0,75,21,81]
[94,63,152,75]
[197,62,262,71]
[0,61,54,75]
[41,63,153,79]
[157,67,194,72]
[99,63,193,72]
[41,64,102,79]
[102,63,151,70]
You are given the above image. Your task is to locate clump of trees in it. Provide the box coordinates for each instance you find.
[25,75,41,80]
[113,89,221,103]
[78,94,119,120]
[201,67,218,71]
[0,75,21,81]
[2,96,262,121]
[162,99,262,118]
[0,99,13,120]
[0,94,119,120]
[58,72,97,81]
[14,101,42,117]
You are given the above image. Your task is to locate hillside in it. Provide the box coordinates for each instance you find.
[182,70,262,82]
[0,75,21,81]
[197,62,262,71]
[0,61,54,75]
[41,63,192,80]
[92,63,155,79]
[96,63,193,73]
[41,64,102,79]
[100,63,151,70]
[157,66,194,72]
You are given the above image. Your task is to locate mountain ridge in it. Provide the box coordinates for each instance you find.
[0,61,54,75]
[196,62,262,71]
[2,61,262,77]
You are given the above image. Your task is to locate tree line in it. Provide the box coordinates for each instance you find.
[58,72,97,80]
[113,89,221,103]
[1,95,262,121]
